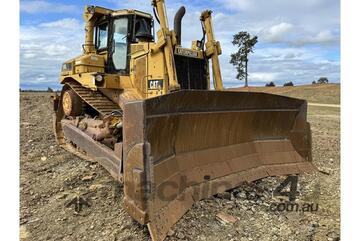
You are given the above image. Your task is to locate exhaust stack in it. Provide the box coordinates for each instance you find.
[174,6,186,46]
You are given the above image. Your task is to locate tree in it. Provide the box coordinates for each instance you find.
[266,82,276,87]
[47,87,54,92]
[284,81,294,86]
[230,32,258,87]
[317,77,329,84]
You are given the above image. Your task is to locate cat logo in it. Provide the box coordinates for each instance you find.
[148,79,164,90]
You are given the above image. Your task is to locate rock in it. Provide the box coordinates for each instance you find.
[311,222,320,228]
[167,229,175,237]
[177,232,185,239]
[20,225,29,240]
[319,168,332,175]
[119,223,131,231]
[216,212,237,225]
[56,193,68,200]
[216,192,232,200]
[89,184,105,191]
[237,192,247,199]
[41,156,47,161]
[82,175,95,181]
[56,217,67,222]
[20,218,28,225]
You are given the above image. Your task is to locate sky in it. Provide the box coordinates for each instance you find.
[20,0,340,90]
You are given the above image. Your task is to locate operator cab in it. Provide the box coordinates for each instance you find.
[93,11,154,74]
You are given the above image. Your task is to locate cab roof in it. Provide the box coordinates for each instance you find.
[87,5,152,19]
[112,9,153,19]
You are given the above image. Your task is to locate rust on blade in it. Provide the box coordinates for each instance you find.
[122,90,315,241]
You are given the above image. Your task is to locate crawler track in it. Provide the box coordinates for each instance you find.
[53,81,122,163]
[66,81,122,117]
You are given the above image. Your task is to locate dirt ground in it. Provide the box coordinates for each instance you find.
[20,84,340,241]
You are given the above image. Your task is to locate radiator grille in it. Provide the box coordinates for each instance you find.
[174,55,208,90]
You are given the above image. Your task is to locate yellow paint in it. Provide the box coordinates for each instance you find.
[200,10,224,90]
[58,2,225,101]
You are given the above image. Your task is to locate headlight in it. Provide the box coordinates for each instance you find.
[95,74,103,82]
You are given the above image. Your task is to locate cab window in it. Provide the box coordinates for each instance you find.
[112,18,128,70]
[97,23,108,49]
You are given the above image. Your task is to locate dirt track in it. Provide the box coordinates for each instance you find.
[20,84,340,241]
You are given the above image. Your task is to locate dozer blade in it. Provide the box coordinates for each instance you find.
[122,90,315,241]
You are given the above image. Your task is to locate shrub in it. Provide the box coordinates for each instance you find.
[265,82,276,87]
[317,77,329,84]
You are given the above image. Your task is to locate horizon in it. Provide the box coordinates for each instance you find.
[20,82,341,91]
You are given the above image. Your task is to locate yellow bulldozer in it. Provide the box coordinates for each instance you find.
[53,1,314,240]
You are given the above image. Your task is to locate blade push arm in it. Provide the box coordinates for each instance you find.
[151,0,180,91]
[200,10,224,90]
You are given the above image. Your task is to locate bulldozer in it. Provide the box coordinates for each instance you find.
[53,1,314,240]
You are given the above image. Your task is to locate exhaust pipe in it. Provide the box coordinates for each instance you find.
[174,6,186,46]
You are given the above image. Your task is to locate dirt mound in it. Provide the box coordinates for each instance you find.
[229,84,340,104]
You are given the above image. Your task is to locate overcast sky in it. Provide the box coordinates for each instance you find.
[20,0,340,89]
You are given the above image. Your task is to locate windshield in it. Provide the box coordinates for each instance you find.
[112,18,128,70]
